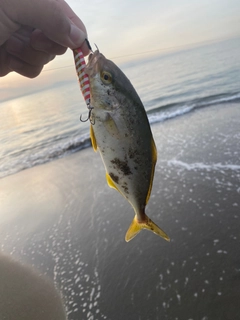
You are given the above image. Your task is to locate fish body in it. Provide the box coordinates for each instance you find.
[85,50,169,242]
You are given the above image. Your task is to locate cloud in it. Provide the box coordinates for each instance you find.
[71,0,240,58]
[1,0,240,101]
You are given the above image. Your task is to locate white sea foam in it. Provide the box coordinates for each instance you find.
[168,160,240,171]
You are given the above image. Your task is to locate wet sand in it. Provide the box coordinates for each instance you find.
[0,103,240,320]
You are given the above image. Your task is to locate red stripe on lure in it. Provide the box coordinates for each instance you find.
[73,48,91,106]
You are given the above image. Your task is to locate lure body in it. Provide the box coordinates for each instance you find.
[73,49,91,107]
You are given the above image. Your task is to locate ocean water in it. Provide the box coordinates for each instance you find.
[1,37,240,178]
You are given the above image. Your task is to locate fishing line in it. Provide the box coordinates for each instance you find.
[42,36,230,73]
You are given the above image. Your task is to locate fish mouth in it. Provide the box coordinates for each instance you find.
[85,50,106,78]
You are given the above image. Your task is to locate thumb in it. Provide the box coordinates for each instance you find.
[4,0,89,52]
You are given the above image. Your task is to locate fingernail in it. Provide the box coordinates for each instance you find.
[69,24,86,48]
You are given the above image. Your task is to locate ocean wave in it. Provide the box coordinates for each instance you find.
[148,105,194,124]
[0,134,91,178]
[148,91,240,124]
[1,91,239,179]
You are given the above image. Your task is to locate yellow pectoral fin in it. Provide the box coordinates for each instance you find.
[90,125,97,151]
[104,114,121,139]
[125,214,170,242]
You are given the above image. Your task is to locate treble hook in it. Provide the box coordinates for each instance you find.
[80,104,95,125]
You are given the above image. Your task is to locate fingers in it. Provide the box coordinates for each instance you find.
[8,56,47,78]
[30,29,67,55]
[2,27,60,78]
[0,48,10,77]
[56,0,90,55]
[0,48,45,78]
[4,0,89,54]
[0,0,90,78]
[7,32,56,66]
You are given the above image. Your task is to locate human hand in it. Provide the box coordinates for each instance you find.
[0,0,89,78]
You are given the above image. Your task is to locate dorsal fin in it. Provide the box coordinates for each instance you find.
[106,172,120,192]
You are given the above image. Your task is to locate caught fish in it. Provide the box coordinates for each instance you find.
[83,49,170,242]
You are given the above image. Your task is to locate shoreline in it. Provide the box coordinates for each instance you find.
[1,98,240,180]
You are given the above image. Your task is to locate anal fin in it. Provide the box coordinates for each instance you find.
[106,172,119,192]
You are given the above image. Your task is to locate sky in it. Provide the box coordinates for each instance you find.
[1,0,240,102]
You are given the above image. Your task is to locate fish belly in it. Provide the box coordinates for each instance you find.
[91,113,154,215]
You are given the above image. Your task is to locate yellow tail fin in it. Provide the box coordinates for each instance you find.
[125,214,170,242]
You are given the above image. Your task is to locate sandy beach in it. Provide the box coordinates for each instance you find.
[0,103,239,320]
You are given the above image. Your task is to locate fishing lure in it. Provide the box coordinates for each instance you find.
[73,40,94,124]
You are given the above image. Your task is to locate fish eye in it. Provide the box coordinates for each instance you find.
[101,71,112,84]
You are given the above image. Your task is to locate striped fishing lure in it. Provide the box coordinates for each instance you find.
[73,48,91,107]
